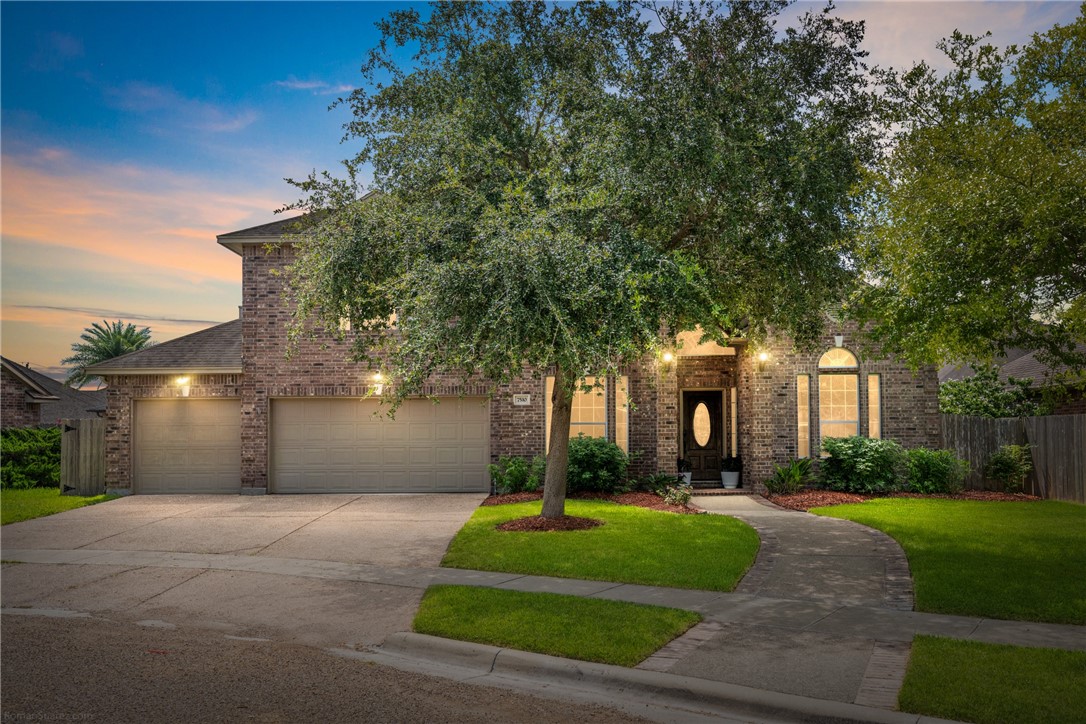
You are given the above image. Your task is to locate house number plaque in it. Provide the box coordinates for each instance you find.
[512,394,531,406]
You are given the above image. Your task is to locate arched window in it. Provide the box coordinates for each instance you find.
[818,348,859,441]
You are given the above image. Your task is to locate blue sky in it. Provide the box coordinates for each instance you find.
[1,1,1079,380]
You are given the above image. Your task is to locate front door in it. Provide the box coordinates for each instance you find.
[682,390,724,482]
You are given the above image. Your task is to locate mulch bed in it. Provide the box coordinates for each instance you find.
[483,489,703,532]
[768,489,1042,512]
[496,515,603,532]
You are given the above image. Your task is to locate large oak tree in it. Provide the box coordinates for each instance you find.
[853,8,1086,372]
[287,0,874,517]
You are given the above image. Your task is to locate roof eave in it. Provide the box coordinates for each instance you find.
[90,367,244,376]
[216,236,291,256]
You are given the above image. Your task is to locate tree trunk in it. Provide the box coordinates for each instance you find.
[541,363,574,519]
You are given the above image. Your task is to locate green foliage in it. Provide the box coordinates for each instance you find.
[900,636,1086,724]
[285,0,877,515]
[413,585,700,668]
[939,366,1050,417]
[985,445,1032,493]
[565,435,629,494]
[661,483,692,507]
[488,455,545,494]
[815,499,1086,624]
[905,448,968,494]
[854,10,1086,373]
[764,458,811,496]
[720,456,743,473]
[641,472,682,494]
[443,500,760,592]
[1,428,61,489]
[820,436,905,494]
[2,488,120,526]
[62,319,152,387]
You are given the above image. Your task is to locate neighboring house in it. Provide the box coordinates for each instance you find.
[1,357,106,429]
[88,217,942,495]
[939,344,1086,415]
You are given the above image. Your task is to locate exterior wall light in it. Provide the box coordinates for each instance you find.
[835,334,844,348]
[662,351,675,364]
[175,376,191,397]
[371,372,384,396]
[756,351,770,372]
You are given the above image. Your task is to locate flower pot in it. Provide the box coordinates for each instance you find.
[721,471,740,489]
[681,472,693,485]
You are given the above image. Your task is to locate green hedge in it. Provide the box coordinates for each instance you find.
[1,427,62,489]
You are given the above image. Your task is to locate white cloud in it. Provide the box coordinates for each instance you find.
[105,81,258,133]
[274,75,354,95]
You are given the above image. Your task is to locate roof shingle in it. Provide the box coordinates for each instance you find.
[87,319,242,374]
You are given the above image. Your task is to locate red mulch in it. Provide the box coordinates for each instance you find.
[496,515,603,532]
[483,489,702,532]
[768,489,1042,512]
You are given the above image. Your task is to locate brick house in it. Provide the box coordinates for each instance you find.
[1,357,106,429]
[88,217,942,495]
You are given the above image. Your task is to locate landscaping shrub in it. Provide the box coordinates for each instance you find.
[985,445,1032,493]
[905,448,969,494]
[639,472,681,494]
[565,435,630,494]
[1,427,62,489]
[489,455,545,494]
[764,458,811,496]
[661,482,692,507]
[820,436,904,494]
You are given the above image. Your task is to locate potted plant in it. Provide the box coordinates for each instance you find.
[720,455,742,488]
[676,457,693,485]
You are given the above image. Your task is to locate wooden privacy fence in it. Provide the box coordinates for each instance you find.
[60,418,105,496]
[941,413,1086,503]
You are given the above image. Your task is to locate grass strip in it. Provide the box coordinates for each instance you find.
[900,636,1086,724]
[2,488,120,525]
[413,584,701,667]
[442,499,759,591]
[813,499,1086,624]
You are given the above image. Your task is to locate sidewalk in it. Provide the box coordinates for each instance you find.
[5,496,1083,723]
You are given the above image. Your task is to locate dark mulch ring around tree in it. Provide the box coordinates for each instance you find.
[481,490,702,515]
[496,515,604,532]
[768,489,1042,512]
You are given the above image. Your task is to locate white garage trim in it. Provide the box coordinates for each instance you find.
[133,399,241,494]
[270,397,490,494]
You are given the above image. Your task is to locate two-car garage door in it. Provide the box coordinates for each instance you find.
[270,398,490,493]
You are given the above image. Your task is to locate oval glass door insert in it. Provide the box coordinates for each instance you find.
[693,402,711,447]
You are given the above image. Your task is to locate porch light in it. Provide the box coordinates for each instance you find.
[756,351,770,372]
[175,376,191,398]
[371,371,384,396]
[661,351,675,364]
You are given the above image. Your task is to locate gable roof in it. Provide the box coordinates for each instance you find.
[1,357,107,422]
[87,319,242,375]
[1,357,60,400]
[217,214,311,255]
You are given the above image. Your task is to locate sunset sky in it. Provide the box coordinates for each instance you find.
[1,1,1078,381]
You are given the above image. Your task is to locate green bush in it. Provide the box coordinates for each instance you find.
[820,436,904,494]
[489,455,545,494]
[565,435,630,494]
[985,445,1032,493]
[1,427,62,489]
[906,448,969,494]
[661,482,692,507]
[765,458,811,496]
[639,472,681,494]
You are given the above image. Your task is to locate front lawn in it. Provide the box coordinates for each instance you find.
[441,499,759,591]
[1,488,120,525]
[413,585,701,667]
[899,636,1086,724]
[813,499,1086,624]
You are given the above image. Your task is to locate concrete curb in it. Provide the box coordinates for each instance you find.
[356,632,961,724]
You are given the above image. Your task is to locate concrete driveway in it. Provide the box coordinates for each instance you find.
[1,494,486,648]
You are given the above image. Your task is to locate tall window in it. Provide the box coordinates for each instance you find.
[868,374,881,439]
[796,375,810,457]
[546,376,629,453]
[818,349,859,442]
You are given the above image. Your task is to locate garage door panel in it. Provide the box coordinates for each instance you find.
[134,399,240,494]
[271,398,489,493]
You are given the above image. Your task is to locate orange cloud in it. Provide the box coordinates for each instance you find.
[1,152,284,284]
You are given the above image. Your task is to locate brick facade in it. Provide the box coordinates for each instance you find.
[98,240,943,494]
[1,367,41,429]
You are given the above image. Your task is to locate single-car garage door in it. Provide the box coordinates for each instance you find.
[133,399,241,493]
[271,398,489,493]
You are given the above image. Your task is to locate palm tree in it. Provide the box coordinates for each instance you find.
[62,320,152,388]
